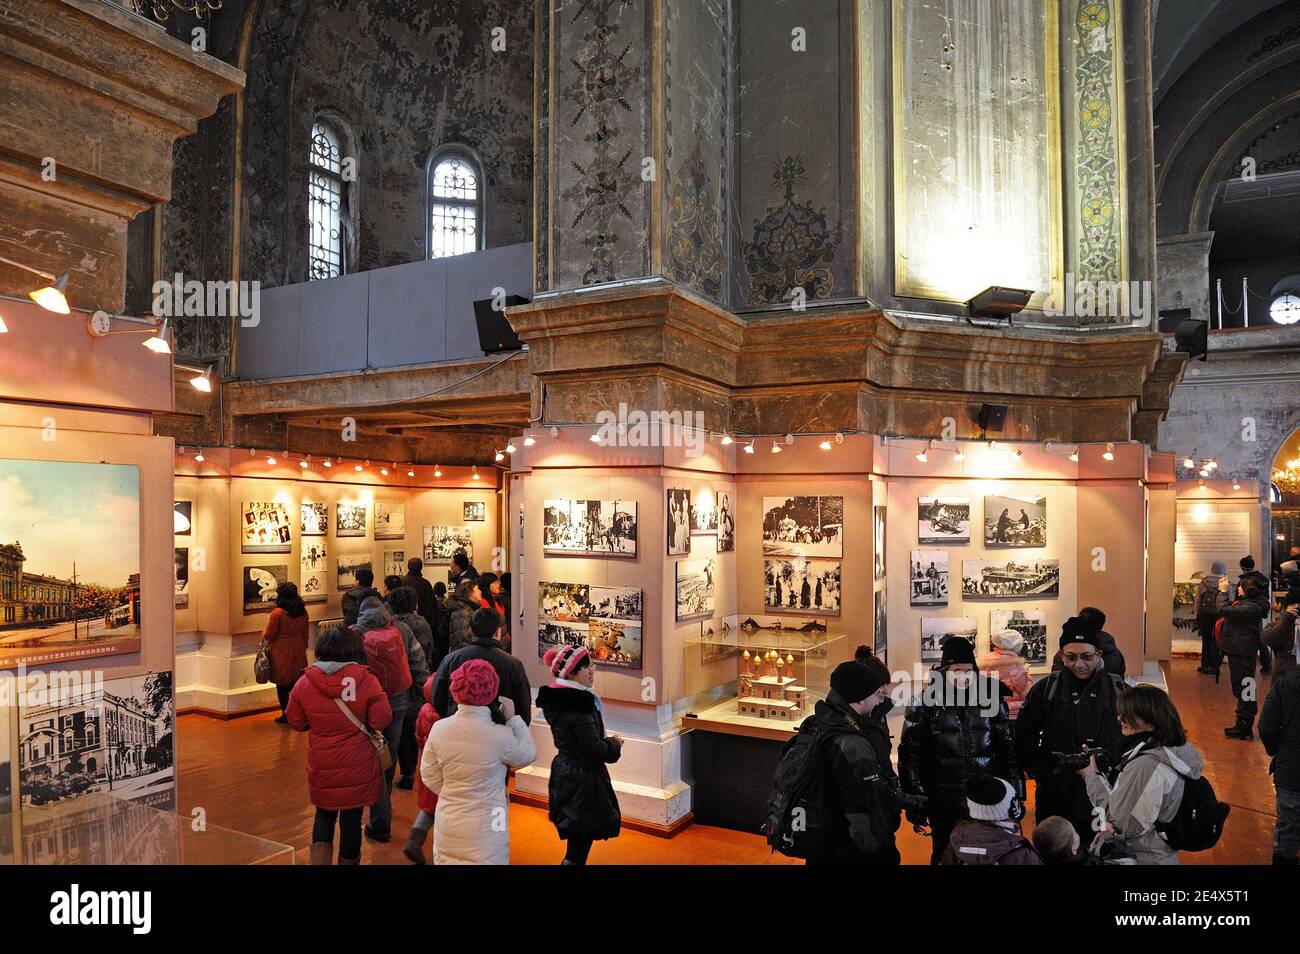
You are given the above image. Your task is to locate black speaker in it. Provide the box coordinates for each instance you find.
[473,294,529,354]
[969,403,1008,436]
[1173,318,1208,362]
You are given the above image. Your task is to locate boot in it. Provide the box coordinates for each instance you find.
[1272,853,1299,865]
[337,854,360,865]
[1224,725,1254,741]
[309,842,332,866]
[394,775,415,791]
[403,827,428,864]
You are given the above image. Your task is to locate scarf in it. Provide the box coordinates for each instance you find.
[553,677,604,714]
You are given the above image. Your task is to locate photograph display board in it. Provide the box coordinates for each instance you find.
[543,499,637,557]
[241,501,291,554]
[874,588,889,660]
[764,557,841,616]
[918,497,970,545]
[1174,510,1250,582]
[921,616,978,664]
[717,491,735,552]
[909,550,948,606]
[173,500,192,536]
[666,489,691,555]
[464,501,487,522]
[961,559,1060,599]
[990,608,1049,670]
[384,550,405,579]
[873,505,887,579]
[676,558,717,621]
[374,502,405,540]
[243,564,287,612]
[301,502,328,536]
[336,554,372,590]
[301,542,328,603]
[762,496,844,558]
[335,503,367,538]
[984,495,1047,548]
[537,581,643,669]
[690,489,719,535]
[422,526,473,564]
[0,458,142,667]
[174,548,189,608]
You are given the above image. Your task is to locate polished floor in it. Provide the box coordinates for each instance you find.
[177,656,1278,864]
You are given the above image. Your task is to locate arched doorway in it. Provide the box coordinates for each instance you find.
[1269,427,1300,572]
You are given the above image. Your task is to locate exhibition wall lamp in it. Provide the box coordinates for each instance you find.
[0,255,70,314]
[916,440,932,463]
[175,361,213,393]
[1103,443,1116,462]
[86,309,172,353]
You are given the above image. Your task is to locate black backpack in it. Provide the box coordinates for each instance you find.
[762,720,850,858]
[1195,579,1219,615]
[1156,773,1230,852]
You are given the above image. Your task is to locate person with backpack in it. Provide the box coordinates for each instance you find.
[899,637,1021,864]
[939,774,1041,865]
[1240,556,1274,674]
[1015,617,1127,842]
[1258,654,1300,864]
[1218,578,1267,740]
[766,657,910,866]
[353,596,414,843]
[1077,684,1207,865]
[387,586,434,791]
[1196,561,1227,674]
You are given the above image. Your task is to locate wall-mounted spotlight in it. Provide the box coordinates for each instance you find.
[720,432,734,446]
[434,465,443,477]
[0,255,70,314]
[744,439,755,455]
[770,439,782,454]
[300,455,310,469]
[194,450,204,462]
[1103,443,1115,461]
[494,450,505,462]
[916,440,931,463]
[965,286,1032,325]
[472,465,481,480]
[523,435,536,447]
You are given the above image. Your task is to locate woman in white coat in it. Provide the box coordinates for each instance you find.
[420,658,537,865]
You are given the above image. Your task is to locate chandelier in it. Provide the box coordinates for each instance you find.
[1274,457,1300,495]
[125,0,221,22]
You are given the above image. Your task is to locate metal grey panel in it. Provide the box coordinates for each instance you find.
[239,281,302,379]
[298,271,370,374]
[443,244,535,360]
[366,257,449,368]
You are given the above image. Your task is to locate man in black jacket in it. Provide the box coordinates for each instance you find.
[341,567,380,627]
[1015,618,1127,842]
[804,659,905,866]
[1049,608,1125,677]
[400,557,439,626]
[1240,556,1273,674]
[1219,578,1266,740]
[431,607,531,725]
[899,637,1020,864]
[450,551,479,586]
[1259,665,1300,864]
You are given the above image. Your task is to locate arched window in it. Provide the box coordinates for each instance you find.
[426,147,484,259]
[308,120,347,280]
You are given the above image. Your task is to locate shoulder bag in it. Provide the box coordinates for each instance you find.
[333,696,394,771]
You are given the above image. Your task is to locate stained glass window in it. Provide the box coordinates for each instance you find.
[427,149,483,258]
[308,121,345,280]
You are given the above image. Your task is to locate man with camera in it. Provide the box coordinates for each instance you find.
[1015,617,1127,842]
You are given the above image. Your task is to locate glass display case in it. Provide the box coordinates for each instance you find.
[682,615,847,738]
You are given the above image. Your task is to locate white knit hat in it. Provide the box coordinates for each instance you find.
[990,628,1024,653]
[966,776,1017,821]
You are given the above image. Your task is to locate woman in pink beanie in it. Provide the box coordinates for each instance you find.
[419,658,537,864]
[977,629,1034,719]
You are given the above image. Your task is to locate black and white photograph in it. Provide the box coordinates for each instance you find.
[301,501,329,536]
[301,542,328,603]
[690,488,718,535]
[717,491,735,552]
[909,550,948,607]
[675,557,716,621]
[918,496,971,545]
[538,617,588,662]
[762,495,844,558]
[874,587,888,664]
[991,608,1050,670]
[174,547,189,609]
[764,557,842,616]
[984,494,1047,548]
[374,501,405,540]
[241,500,292,553]
[464,500,487,522]
[873,505,887,580]
[336,554,372,590]
[921,617,978,665]
[589,584,643,669]
[19,671,176,811]
[422,524,473,564]
[538,580,590,661]
[336,502,367,538]
[384,549,405,578]
[243,564,288,612]
[699,615,738,663]
[173,500,192,535]
[666,488,691,555]
[961,559,1060,599]
[542,499,637,557]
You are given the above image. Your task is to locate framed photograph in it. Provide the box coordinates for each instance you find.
[962,559,1060,599]
[762,496,844,558]
[689,489,718,535]
[764,557,841,616]
[666,488,691,555]
[991,608,1050,671]
[464,501,487,522]
[0,458,142,668]
[383,550,405,579]
[909,550,949,607]
[675,558,716,621]
[717,491,735,552]
[984,494,1047,548]
[538,581,590,661]
[301,502,328,536]
[874,587,888,664]
[921,617,979,665]
[542,499,637,557]
[919,496,970,545]
[873,505,887,580]
[241,500,292,554]
[699,616,740,663]
[173,500,192,536]
[242,564,287,612]
[173,547,189,609]
[589,585,643,669]
[519,502,524,541]
[336,554,372,590]
[300,542,328,603]
[422,525,473,564]
[335,502,367,538]
[19,670,176,813]
[374,501,405,540]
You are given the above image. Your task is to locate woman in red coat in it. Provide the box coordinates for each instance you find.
[286,626,392,865]
[403,675,441,864]
[265,581,310,723]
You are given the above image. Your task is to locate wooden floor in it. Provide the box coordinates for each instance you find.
[177,656,1277,865]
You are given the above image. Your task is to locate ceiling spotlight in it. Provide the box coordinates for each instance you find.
[300,456,310,469]
[354,462,364,472]
[266,455,277,466]
[549,427,560,439]
[721,433,734,446]
[589,432,603,444]
[743,439,755,455]
[143,317,171,354]
[407,466,415,477]
[1233,481,1241,490]
[472,465,481,480]
[505,441,516,454]
[1182,456,1195,470]
[434,465,443,477]
[1103,443,1115,462]
[1068,449,1079,462]
[189,365,213,392]
[1206,459,1218,471]
[322,457,333,468]
[194,450,204,463]
[523,435,536,447]
[29,271,71,315]
[916,441,930,463]
[495,450,505,462]
[380,465,389,476]
[1199,479,1206,487]
[819,439,832,451]
[770,439,782,454]
[953,447,965,462]
[1199,468,1209,478]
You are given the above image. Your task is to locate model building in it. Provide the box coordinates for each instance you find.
[736,649,807,720]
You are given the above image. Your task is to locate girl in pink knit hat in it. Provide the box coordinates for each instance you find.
[419,658,537,864]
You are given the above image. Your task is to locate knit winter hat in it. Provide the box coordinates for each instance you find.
[1059,616,1102,651]
[830,659,887,704]
[966,775,1016,822]
[1210,560,1226,575]
[990,628,1024,653]
[544,644,590,680]
[939,636,977,669]
[450,659,500,707]
[1241,555,1256,571]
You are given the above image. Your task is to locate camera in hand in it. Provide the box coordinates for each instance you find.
[1052,744,1108,774]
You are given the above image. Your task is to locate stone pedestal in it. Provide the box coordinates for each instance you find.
[1156,232,1216,328]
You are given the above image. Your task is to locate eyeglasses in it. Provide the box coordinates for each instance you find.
[1062,652,1098,664]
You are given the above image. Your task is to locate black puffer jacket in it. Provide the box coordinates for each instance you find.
[898,685,1021,816]
[1216,591,1265,656]
[1264,608,1298,679]
[447,595,479,652]
[537,684,621,841]
[1260,667,1300,791]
